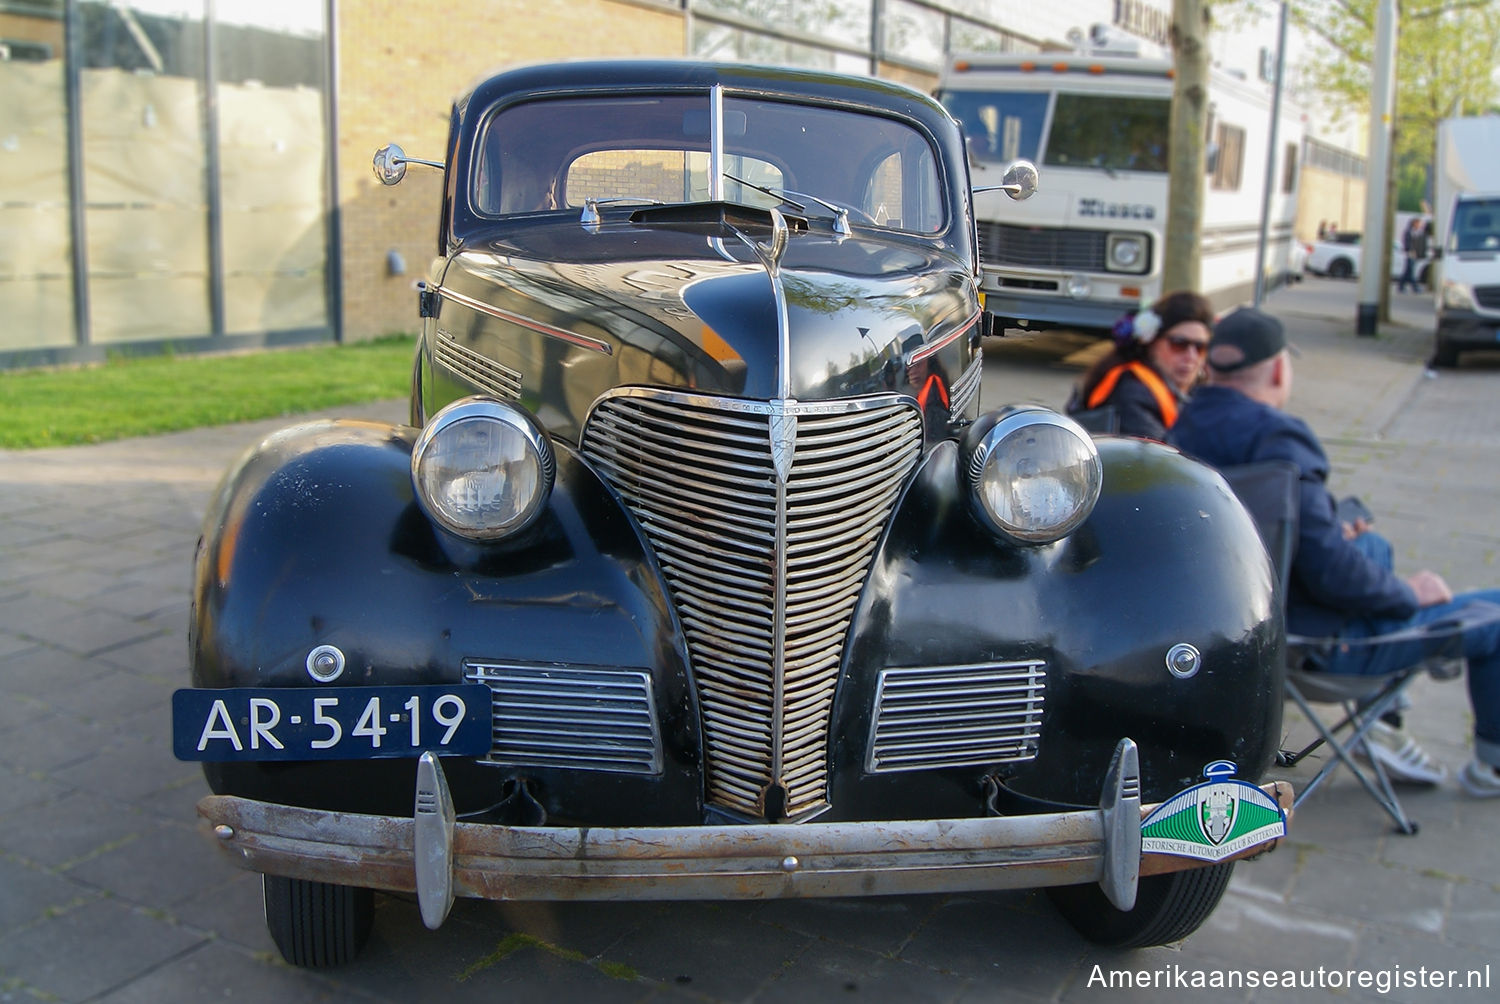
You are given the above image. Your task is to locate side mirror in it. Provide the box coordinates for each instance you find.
[1000,160,1039,201]
[974,160,1039,202]
[373,144,444,186]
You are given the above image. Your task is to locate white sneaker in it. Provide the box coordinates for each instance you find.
[1357,721,1447,785]
[1458,758,1500,798]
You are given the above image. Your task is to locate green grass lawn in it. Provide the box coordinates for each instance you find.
[0,337,415,449]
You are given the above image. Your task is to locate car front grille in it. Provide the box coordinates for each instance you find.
[866,662,1046,772]
[978,223,1107,272]
[464,661,661,774]
[1474,285,1500,310]
[581,390,923,820]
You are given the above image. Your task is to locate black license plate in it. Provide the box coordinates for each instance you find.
[172,684,493,762]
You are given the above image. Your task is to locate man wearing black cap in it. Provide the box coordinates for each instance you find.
[1169,307,1500,798]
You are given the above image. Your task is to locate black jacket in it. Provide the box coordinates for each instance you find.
[1168,385,1418,638]
[1066,363,1181,441]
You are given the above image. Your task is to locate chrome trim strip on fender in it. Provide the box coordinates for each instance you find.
[906,310,980,365]
[434,285,613,355]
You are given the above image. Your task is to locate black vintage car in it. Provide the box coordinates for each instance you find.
[174,60,1289,967]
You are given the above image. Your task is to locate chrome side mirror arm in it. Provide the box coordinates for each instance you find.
[373,144,444,186]
[974,160,1039,202]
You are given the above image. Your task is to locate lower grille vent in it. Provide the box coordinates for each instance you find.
[866,662,1046,773]
[464,661,661,775]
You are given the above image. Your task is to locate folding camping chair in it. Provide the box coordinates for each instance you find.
[1220,461,1497,836]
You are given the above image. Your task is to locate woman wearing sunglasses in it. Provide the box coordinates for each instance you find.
[1065,290,1215,441]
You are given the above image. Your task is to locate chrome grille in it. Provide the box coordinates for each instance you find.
[866,662,1046,773]
[582,391,923,819]
[979,223,1107,271]
[464,661,661,774]
[949,351,983,420]
[434,329,523,401]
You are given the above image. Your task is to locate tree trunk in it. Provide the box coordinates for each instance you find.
[1164,0,1211,295]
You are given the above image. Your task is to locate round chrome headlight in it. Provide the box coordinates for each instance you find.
[411,397,555,540]
[966,408,1102,544]
[1065,274,1092,299]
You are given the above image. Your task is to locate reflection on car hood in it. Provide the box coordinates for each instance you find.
[437,214,976,413]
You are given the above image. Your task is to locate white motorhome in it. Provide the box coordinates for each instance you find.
[938,35,1304,335]
[1432,116,1500,367]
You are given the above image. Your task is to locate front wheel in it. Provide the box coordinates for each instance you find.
[1046,862,1234,948]
[263,875,375,967]
[1431,334,1460,368]
[1328,258,1354,279]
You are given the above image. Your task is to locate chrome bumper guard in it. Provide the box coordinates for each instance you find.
[198,739,1277,932]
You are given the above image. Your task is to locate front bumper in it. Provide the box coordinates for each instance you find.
[197,740,1292,931]
[982,286,1137,335]
[1437,309,1500,348]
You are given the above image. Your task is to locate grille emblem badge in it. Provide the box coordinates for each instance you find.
[769,400,797,486]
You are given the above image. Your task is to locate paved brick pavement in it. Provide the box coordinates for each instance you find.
[1,278,1497,1002]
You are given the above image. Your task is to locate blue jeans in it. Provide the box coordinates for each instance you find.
[1320,587,1500,769]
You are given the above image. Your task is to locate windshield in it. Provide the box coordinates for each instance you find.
[1452,199,1500,253]
[1045,94,1169,172]
[472,93,946,235]
[940,90,1047,164]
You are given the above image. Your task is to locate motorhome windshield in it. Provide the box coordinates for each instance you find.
[941,90,1169,173]
[1046,94,1169,172]
[942,91,1047,163]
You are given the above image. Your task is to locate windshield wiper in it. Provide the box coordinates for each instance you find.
[725,174,852,236]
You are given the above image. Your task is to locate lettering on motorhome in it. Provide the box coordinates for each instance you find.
[1078,199,1156,220]
[1114,0,1172,48]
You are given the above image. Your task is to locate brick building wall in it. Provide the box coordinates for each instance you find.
[337,0,684,341]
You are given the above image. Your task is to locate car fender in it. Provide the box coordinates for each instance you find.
[833,436,1283,811]
[191,418,701,821]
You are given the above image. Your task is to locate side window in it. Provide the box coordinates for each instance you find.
[866,153,904,227]
[864,146,941,233]
[1281,141,1298,193]
[1211,123,1245,191]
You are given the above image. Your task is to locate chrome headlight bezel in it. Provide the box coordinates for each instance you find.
[411,396,555,541]
[1106,233,1149,274]
[963,407,1103,545]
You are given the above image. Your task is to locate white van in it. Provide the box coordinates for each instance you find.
[1432,117,1500,366]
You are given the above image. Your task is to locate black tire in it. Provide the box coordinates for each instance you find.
[1046,862,1235,949]
[1328,258,1354,279]
[1431,335,1460,368]
[263,875,375,967]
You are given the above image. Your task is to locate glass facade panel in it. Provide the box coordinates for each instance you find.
[0,1,74,352]
[692,20,865,73]
[214,3,327,335]
[79,0,212,343]
[694,0,870,52]
[882,0,944,66]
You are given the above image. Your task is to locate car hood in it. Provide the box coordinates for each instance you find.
[435,211,977,419]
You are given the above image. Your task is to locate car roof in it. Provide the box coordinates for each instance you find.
[455,59,956,135]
